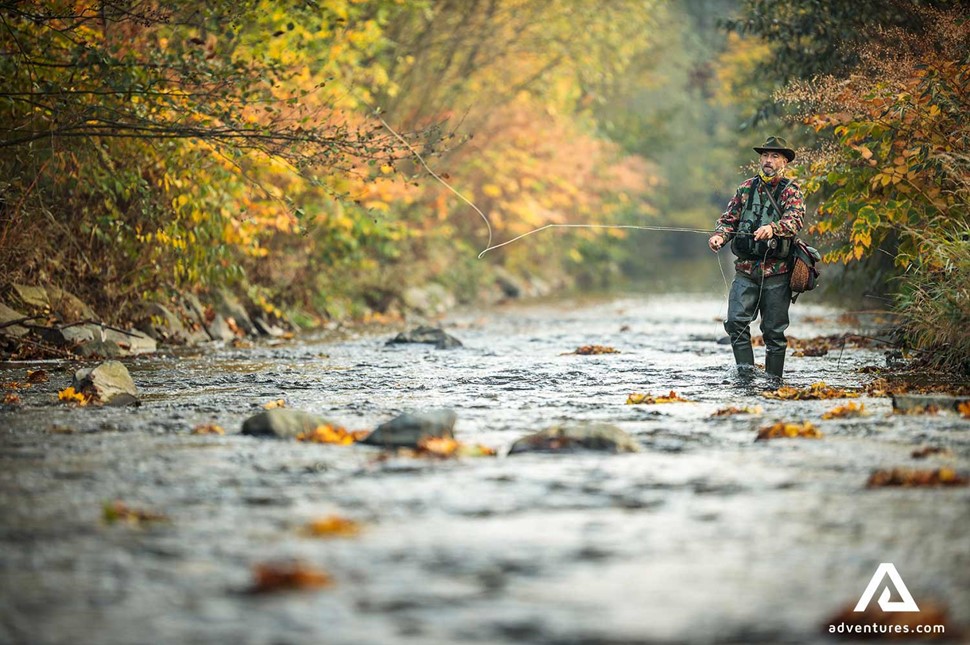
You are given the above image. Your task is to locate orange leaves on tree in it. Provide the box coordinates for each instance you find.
[627,391,690,405]
[302,515,362,538]
[102,500,170,526]
[249,562,333,594]
[866,468,968,488]
[763,382,859,401]
[821,402,868,419]
[297,424,370,445]
[755,421,822,441]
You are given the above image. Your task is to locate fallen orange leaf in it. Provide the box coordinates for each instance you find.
[567,345,620,355]
[821,402,868,419]
[263,399,286,410]
[3,392,21,405]
[102,500,169,525]
[957,401,970,419]
[297,425,370,445]
[26,369,49,384]
[250,562,332,593]
[414,436,497,458]
[627,390,690,405]
[192,423,225,435]
[755,421,822,441]
[58,386,91,406]
[711,405,763,417]
[866,467,968,487]
[303,515,362,538]
[763,382,859,400]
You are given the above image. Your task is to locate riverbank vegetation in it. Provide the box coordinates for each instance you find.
[1,0,967,370]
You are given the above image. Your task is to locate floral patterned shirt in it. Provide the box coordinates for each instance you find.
[715,176,806,278]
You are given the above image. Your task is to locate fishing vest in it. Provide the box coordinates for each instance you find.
[730,177,793,260]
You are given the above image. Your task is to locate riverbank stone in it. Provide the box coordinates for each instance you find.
[137,302,209,345]
[241,409,334,439]
[892,393,970,414]
[0,302,29,338]
[360,409,457,448]
[73,361,139,406]
[508,422,641,454]
[386,325,463,349]
[215,289,256,336]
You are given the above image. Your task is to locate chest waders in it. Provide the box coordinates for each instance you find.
[725,178,793,379]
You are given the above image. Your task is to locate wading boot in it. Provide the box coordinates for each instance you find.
[732,344,755,368]
[765,352,785,379]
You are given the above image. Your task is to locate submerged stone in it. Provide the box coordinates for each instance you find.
[241,409,334,439]
[0,302,29,338]
[386,325,463,349]
[360,409,457,448]
[508,422,641,455]
[73,361,138,405]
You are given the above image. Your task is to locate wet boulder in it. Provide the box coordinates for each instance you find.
[41,325,156,358]
[73,361,139,406]
[11,284,96,322]
[136,302,209,345]
[0,302,30,338]
[182,293,235,342]
[360,409,457,449]
[508,422,641,455]
[214,289,256,336]
[892,393,970,415]
[241,409,335,439]
[386,325,463,350]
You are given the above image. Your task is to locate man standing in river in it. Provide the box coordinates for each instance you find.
[707,136,805,379]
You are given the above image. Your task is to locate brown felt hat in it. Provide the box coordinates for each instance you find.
[754,136,795,162]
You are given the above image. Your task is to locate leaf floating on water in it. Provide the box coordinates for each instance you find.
[26,369,49,384]
[627,391,690,404]
[567,345,620,355]
[192,423,225,435]
[3,392,21,405]
[755,421,822,441]
[3,380,26,390]
[415,436,497,458]
[58,386,92,406]
[762,382,860,400]
[911,446,952,460]
[263,399,286,410]
[957,401,970,419]
[893,404,939,416]
[791,345,828,357]
[303,515,362,538]
[866,467,968,487]
[249,562,333,593]
[297,424,370,445]
[821,402,868,419]
[102,500,169,526]
[711,405,763,417]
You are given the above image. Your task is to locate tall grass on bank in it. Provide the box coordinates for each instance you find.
[896,222,970,374]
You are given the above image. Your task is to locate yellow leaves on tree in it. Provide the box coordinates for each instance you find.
[763,382,859,401]
[627,391,690,405]
[755,421,822,441]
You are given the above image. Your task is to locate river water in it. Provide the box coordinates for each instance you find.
[1,293,968,644]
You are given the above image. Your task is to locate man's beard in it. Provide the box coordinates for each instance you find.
[762,164,778,176]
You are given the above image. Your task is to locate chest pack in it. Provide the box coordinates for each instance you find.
[730,177,793,260]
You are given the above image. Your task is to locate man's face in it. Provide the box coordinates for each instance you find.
[760,151,787,176]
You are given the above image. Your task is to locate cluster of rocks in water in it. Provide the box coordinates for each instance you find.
[240,405,640,455]
[0,283,289,359]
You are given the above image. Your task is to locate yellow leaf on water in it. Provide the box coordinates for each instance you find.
[303,515,362,538]
[192,423,225,435]
[627,391,690,405]
[58,386,91,406]
[263,399,286,410]
[755,421,822,441]
[821,402,868,419]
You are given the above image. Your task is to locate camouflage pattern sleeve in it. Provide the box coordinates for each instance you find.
[715,177,755,240]
[769,181,805,238]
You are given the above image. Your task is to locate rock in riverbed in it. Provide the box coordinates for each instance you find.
[386,325,463,349]
[360,409,457,448]
[72,361,139,406]
[508,422,640,454]
[241,409,335,439]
